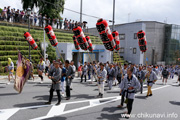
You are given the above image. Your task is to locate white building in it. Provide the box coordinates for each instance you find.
[56,43,113,67]
[88,21,166,65]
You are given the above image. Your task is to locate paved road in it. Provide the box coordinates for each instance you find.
[0,75,180,120]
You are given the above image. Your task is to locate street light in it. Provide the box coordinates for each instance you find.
[27,8,31,60]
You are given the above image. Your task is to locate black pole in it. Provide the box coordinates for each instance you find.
[28,15,31,60]
[112,0,115,31]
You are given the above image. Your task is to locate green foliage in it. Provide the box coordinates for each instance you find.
[22,0,65,19]
[46,44,56,61]
[0,50,40,56]
[21,0,39,10]
[0,8,2,14]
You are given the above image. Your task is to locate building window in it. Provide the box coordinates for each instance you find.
[133,48,137,54]
[120,48,124,53]
[134,33,137,39]
[119,34,125,40]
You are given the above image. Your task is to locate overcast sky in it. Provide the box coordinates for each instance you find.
[1,0,180,28]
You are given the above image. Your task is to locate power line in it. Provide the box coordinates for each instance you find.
[41,0,111,21]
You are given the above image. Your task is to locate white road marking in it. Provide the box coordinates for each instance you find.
[31,96,121,120]
[46,103,66,117]
[31,84,171,120]
[0,83,175,120]
[0,108,19,120]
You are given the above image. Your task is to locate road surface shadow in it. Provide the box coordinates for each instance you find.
[155,83,164,86]
[44,116,67,120]
[0,93,19,96]
[169,101,180,106]
[13,102,46,107]
[171,84,180,87]
[94,88,109,91]
[71,94,95,99]
[102,106,125,113]
[0,83,6,85]
[107,91,120,93]
[135,96,147,99]
[33,95,60,101]
[33,84,51,87]
[97,113,123,120]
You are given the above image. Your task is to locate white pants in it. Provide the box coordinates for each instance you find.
[60,81,65,94]
[98,82,104,94]
[108,80,113,89]
[91,74,97,82]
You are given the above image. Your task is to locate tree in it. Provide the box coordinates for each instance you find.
[46,44,56,61]
[21,0,65,19]
[21,0,39,10]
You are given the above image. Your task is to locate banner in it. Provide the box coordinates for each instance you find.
[14,52,30,93]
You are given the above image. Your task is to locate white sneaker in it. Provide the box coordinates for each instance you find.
[61,94,65,97]
[40,81,43,84]
[6,82,10,85]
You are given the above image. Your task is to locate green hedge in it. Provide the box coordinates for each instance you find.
[0,50,41,56]
[0,25,101,43]
[0,41,29,46]
[0,36,25,41]
[0,45,30,50]
[0,55,40,61]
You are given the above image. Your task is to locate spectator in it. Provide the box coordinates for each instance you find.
[64,18,67,30]
[60,18,63,29]
[15,9,19,22]
[2,7,7,20]
[34,12,37,26]
[7,58,15,85]
[78,65,82,77]
[42,14,47,27]
[12,8,16,23]
[66,20,68,30]
[56,18,59,29]
[71,20,75,29]
[48,17,51,25]
[52,18,56,27]
[7,6,11,22]
[68,19,71,30]
[78,21,81,27]
[83,22,87,31]
[75,21,78,26]
[30,12,33,25]
[10,9,14,22]
[81,22,83,28]
[20,10,25,23]
[38,13,42,27]
[24,11,27,24]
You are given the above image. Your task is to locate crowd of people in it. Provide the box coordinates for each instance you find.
[0,6,88,31]
[5,56,180,118]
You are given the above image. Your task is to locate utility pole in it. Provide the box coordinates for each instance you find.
[112,0,115,31]
[80,0,83,23]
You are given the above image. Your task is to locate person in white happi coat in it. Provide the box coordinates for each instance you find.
[96,63,107,98]
[145,66,157,97]
[81,62,87,82]
[119,67,140,118]
[107,64,115,90]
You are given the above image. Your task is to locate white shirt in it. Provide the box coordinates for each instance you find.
[45,59,50,67]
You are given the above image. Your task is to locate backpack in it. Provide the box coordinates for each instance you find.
[162,70,168,76]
